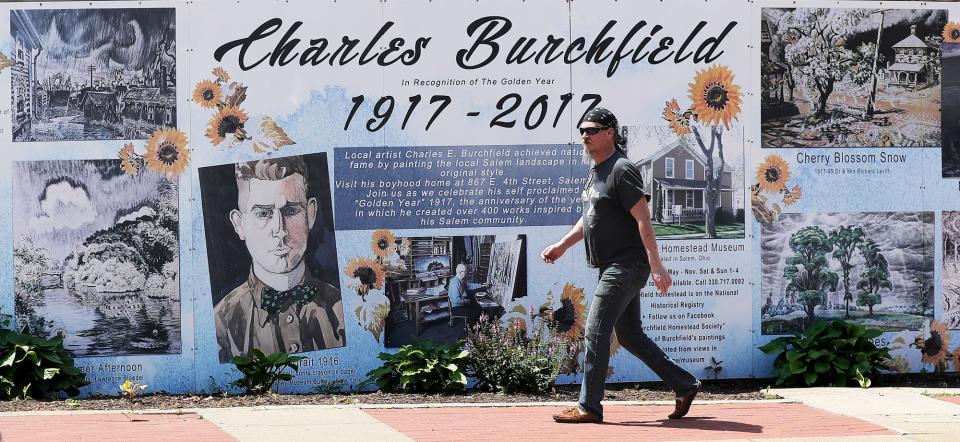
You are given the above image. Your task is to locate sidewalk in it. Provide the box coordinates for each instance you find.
[0,388,958,441]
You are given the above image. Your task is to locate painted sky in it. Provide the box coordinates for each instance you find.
[16,8,175,83]
[12,160,173,264]
[761,212,934,307]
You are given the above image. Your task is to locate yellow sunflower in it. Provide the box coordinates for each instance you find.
[206,107,248,145]
[370,230,397,258]
[118,142,143,176]
[688,65,742,129]
[921,320,951,367]
[192,79,222,109]
[144,128,190,177]
[344,257,385,296]
[559,283,587,341]
[783,184,802,206]
[756,154,790,193]
[212,67,231,82]
[662,99,690,136]
[944,22,960,43]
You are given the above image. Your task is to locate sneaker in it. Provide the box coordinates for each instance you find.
[552,406,602,423]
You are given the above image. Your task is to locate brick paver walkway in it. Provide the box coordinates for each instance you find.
[0,413,234,442]
[365,403,895,441]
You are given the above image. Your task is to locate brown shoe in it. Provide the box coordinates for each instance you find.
[553,406,602,423]
[668,389,697,419]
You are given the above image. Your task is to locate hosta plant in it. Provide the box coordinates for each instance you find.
[365,340,468,393]
[759,319,890,387]
[230,349,306,395]
[0,327,89,400]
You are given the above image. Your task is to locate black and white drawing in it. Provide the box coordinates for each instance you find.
[11,8,176,142]
[761,212,934,335]
[941,211,960,328]
[13,160,181,357]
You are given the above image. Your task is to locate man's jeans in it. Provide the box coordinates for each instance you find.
[578,261,700,419]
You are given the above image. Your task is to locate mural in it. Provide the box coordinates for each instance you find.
[942,40,960,177]
[12,160,181,357]
[10,8,176,142]
[761,8,945,148]
[198,153,344,363]
[760,212,934,335]
[367,234,527,348]
[942,212,960,329]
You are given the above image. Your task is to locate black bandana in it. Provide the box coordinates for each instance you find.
[580,107,624,149]
[581,107,618,129]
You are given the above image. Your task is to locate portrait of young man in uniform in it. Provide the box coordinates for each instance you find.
[200,154,345,363]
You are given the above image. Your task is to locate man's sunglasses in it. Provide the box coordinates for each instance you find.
[579,126,608,136]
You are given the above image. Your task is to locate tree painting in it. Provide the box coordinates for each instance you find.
[783,226,838,325]
[761,8,945,147]
[662,65,742,238]
[829,225,864,318]
[761,212,933,335]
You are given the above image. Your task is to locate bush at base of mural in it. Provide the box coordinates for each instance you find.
[759,319,890,387]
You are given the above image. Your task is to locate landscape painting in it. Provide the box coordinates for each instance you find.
[761,8,945,147]
[942,211,960,328]
[760,212,934,335]
[11,8,176,142]
[13,160,181,357]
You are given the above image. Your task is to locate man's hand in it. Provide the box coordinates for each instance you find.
[541,243,567,264]
[651,261,673,294]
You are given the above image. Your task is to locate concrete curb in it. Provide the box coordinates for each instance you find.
[0,398,794,416]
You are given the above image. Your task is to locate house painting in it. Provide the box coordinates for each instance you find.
[885,24,936,89]
[636,139,734,223]
[10,10,42,140]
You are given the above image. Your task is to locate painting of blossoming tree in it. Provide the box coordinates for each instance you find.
[761,8,945,148]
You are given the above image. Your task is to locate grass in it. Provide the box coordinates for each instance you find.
[654,222,745,239]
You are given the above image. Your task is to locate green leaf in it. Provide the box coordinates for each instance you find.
[789,359,806,374]
[804,371,818,385]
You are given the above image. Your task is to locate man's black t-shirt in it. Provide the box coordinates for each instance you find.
[581,150,650,267]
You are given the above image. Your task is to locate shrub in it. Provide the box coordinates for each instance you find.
[0,324,89,400]
[758,319,890,387]
[230,349,306,395]
[365,340,468,393]
[466,313,576,395]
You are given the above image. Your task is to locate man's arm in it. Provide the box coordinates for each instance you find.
[629,198,672,293]
[540,218,584,264]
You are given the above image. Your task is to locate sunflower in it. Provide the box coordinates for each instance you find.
[756,154,790,193]
[212,67,231,82]
[118,142,143,176]
[370,230,397,258]
[144,128,190,177]
[688,65,742,129]
[192,79,222,109]
[557,283,587,341]
[783,184,802,206]
[662,99,690,136]
[344,257,385,297]
[921,320,951,367]
[206,107,248,145]
[944,22,960,43]
[950,348,960,372]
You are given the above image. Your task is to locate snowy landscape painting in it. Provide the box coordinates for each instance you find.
[761,8,945,147]
[12,160,181,357]
[11,8,176,142]
[942,211,960,328]
[760,212,934,335]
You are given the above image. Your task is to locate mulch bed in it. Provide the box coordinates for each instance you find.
[2,374,957,413]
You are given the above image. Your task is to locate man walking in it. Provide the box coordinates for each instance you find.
[542,108,700,423]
